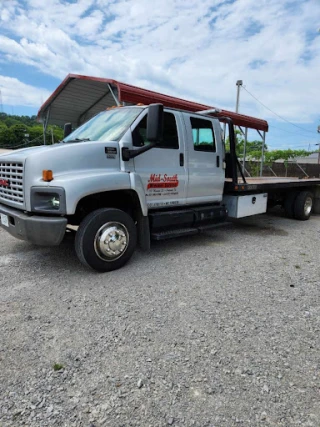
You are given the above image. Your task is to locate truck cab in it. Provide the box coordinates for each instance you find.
[0,104,230,271]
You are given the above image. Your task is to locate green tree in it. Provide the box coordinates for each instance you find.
[0,127,16,147]
[28,125,44,143]
[0,113,64,148]
[247,149,312,165]
[48,125,64,143]
[246,149,313,176]
[225,130,268,156]
[11,124,30,145]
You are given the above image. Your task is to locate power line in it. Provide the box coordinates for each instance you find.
[242,86,315,135]
[269,124,316,138]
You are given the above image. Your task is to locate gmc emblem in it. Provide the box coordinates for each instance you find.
[0,179,10,187]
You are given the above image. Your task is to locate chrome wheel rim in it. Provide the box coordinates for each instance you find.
[304,197,313,215]
[94,222,129,261]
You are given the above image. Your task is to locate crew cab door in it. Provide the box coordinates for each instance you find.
[182,113,225,204]
[132,110,187,209]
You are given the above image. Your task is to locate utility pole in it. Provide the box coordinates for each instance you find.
[317,126,320,165]
[235,80,247,175]
[235,80,243,113]
[316,144,320,165]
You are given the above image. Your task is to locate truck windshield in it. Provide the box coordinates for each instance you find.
[63,107,144,143]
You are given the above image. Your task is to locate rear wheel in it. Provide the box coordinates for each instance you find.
[75,208,137,272]
[293,191,313,221]
[283,191,298,218]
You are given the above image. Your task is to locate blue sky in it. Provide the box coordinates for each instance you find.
[0,0,319,150]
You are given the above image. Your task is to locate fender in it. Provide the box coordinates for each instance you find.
[129,172,148,216]
[49,171,132,215]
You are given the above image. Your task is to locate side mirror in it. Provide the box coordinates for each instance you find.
[64,123,72,138]
[146,104,163,143]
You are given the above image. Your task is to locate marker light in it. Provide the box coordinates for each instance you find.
[42,170,53,182]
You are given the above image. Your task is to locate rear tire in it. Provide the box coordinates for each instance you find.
[284,191,298,218]
[293,191,313,221]
[75,208,137,272]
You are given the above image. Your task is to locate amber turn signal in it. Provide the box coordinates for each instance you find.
[42,170,53,182]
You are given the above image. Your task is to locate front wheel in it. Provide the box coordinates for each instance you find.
[75,208,137,272]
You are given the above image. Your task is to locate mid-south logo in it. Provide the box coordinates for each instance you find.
[0,179,10,187]
[147,174,179,189]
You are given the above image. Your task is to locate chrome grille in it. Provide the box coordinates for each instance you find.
[0,161,24,204]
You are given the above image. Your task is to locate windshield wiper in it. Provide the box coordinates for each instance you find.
[63,138,91,143]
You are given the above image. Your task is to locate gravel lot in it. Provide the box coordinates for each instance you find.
[0,210,319,427]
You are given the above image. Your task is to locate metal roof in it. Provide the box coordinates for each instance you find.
[37,74,269,132]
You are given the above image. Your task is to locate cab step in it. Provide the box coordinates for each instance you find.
[151,228,198,240]
[151,222,228,241]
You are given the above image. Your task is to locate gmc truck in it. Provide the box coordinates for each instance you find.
[1,79,320,272]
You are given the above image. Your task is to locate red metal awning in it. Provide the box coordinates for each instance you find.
[37,74,268,132]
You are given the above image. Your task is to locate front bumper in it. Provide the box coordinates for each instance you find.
[0,203,67,246]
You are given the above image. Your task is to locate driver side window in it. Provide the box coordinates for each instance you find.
[133,112,179,149]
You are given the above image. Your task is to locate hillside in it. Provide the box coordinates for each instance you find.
[0,113,63,149]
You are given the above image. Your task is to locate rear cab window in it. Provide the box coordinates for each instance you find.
[190,117,216,152]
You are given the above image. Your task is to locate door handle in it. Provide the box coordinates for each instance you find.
[216,155,220,168]
[180,153,184,167]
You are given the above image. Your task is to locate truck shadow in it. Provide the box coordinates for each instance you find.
[9,215,288,274]
[229,219,289,237]
[150,215,289,255]
[9,235,87,272]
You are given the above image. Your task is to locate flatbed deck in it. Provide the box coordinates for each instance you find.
[224,177,320,193]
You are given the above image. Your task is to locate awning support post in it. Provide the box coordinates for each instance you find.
[260,131,266,176]
[108,84,120,106]
[243,127,248,175]
[43,107,50,145]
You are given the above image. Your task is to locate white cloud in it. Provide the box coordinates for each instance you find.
[0,0,319,127]
[0,75,51,108]
[73,9,105,37]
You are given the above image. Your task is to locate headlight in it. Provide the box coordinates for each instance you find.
[31,187,66,214]
[50,196,60,209]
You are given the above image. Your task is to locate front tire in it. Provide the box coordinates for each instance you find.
[75,208,137,272]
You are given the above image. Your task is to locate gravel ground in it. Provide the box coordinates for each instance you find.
[0,210,319,427]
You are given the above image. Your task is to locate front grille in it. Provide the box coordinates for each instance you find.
[0,161,24,205]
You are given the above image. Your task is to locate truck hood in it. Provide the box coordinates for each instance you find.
[0,141,122,182]
[0,142,117,162]
[0,141,131,213]
[0,145,49,161]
